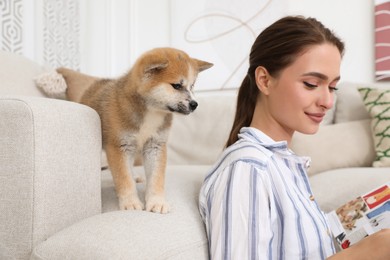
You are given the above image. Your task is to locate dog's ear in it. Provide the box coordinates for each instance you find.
[193,59,213,72]
[144,62,169,75]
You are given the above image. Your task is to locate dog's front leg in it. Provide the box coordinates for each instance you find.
[143,138,169,213]
[106,143,143,210]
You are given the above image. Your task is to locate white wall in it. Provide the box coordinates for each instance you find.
[4,0,379,85]
[79,0,380,85]
[286,0,377,85]
[80,0,171,77]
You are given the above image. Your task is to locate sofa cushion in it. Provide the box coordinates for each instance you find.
[167,91,236,165]
[291,119,376,176]
[310,167,390,213]
[334,82,371,123]
[31,164,390,259]
[31,165,210,260]
[358,88,390,167]
[0,51,48,97]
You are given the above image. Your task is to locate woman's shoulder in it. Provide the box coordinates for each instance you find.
[229,138,273,158]
[214,139,273,171]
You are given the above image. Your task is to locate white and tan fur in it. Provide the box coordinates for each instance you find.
[56,47,212,213]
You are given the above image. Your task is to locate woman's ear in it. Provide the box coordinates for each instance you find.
[255,66,271,95]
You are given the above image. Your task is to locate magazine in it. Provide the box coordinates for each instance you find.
[326,182,390,250]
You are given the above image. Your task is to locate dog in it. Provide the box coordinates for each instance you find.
[56,47,213,213]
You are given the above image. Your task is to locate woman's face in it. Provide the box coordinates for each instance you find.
[259,43,341,138]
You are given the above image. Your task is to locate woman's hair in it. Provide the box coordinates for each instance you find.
[225,16,345,147]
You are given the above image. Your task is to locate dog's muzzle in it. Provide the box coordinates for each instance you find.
[168,100,198,115]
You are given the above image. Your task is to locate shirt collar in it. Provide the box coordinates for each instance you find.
[238,127,311,167]
[238,127,289,151]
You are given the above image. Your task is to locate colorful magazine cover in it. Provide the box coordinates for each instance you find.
[326,182,390,250]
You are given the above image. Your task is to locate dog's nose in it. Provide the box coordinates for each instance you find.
[189,100,198,111]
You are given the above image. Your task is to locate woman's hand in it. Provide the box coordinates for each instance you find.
[328,229,390,260]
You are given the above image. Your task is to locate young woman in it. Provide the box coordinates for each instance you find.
[199,16,390,259]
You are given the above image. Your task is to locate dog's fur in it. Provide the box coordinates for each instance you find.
[57,47,212,213]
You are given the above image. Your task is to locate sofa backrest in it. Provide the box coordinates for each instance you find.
[167,81,388,175]
[167,90,236,165]
[166,87,337,166]
[0,50,47,97]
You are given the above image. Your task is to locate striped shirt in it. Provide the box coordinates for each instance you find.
[199,127,335,260]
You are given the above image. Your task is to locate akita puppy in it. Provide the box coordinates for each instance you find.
[58,47,212,213]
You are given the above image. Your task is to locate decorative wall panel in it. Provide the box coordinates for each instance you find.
[43,0,80,70]
[0,0,80,70]
[0,0,23,54]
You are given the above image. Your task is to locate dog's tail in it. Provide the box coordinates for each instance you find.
[35,67,99,103]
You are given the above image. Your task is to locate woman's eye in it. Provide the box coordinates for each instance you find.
[329,86,339,92]
[303,81,317,88]
[171,83,182,90]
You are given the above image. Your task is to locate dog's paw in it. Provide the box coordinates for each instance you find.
[119,195,144,211]
[146,196,170,214]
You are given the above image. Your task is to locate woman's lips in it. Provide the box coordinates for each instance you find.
[305,112,325,123]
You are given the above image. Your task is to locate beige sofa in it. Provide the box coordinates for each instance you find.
[1,50,389,259]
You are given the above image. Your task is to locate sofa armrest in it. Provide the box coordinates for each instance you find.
[0,96,102,259]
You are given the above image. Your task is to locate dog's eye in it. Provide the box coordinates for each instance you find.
[171,83,183,90]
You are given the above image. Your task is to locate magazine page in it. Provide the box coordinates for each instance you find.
[326,182,390,249]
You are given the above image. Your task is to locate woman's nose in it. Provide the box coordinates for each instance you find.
[318,88,334,110]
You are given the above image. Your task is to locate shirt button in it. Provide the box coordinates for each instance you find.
[309,195,315,201]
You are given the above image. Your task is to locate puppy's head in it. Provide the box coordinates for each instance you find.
[133,47,213,115]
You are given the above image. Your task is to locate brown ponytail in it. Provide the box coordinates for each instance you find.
[226,74,258,147]
[225,15,344,147]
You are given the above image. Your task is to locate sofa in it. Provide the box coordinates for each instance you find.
[1,50,389,260]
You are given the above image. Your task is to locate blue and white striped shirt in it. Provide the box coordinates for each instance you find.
[199,127,335,260]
